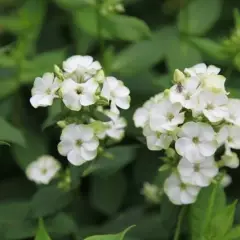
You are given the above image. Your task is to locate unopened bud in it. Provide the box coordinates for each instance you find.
[57,120,67,128]
[173,69,185,83]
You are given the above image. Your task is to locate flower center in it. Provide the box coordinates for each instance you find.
[41,168,47,174]
[75,87,83,95]
[227,136,233,143]
[206,103,214,110]
[180,182,186,190]
[167,113,174,121]
[45,88,51,95]
[185,93,191,100]
[194,163,200,172]
[193,137,199,144]
[75,139,82,146]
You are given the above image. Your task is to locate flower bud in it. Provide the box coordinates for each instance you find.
[141,182,162,204]
[221,150,239,168]
[173,69,185,83]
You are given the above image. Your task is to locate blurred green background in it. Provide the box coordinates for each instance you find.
[1,0,240,239]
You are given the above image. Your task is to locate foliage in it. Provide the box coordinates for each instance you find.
[1,0,240,240]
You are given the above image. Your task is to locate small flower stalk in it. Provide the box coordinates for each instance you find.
[30,55,130,167]
[134,63,240,205]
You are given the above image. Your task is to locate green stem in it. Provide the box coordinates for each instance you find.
[173,206,187,240]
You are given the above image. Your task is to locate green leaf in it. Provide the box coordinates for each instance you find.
[189,37,229,61]
[83,145,137,176]
[90,172,127,215]
[73,6,150,41]
[0,16,29,33]
[163,27,202,72]
[189,184,226,240]
[12,130,47,169]
[226,225,240,239]
[112,29,165,76]
[0,201,30,224]
[21,49,66,84]
[178,0,223,36]
[30,186,73,218]
[0,117,25,147]
[208,201,237,239]
[0,79,19,99]
[35,219,51,240]
[54,0,94,10]
[84,226,135,240]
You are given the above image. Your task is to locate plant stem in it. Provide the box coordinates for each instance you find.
[173,206,187,240]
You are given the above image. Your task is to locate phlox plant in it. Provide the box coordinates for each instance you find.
[2,0,240,240]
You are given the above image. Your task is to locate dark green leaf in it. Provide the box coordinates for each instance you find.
[90,172,127,215]
[178,0,223,35]
[0,79,19,99]
[30,186,73,218]
[0,117,25,146]
[73,7,150,41]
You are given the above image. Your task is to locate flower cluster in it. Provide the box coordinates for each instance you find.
[26,155,61,185]
[30,55,130,166]
[134,63,240,205]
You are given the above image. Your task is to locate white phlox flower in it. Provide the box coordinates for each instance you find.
[217,125,240,149]
[184,63,226,93]
[149,99,184,132]
[97,111,127,140]
[143,125,174,151]
[133,93,164,128]
[221,149,239,169]
[169,76,200,109]
[225,99,240,126]
[30,72,61,108]
[184,63,220,77]
[63,55,102,82]
[26,155,61,184]
[61,78,98,111]
[198,91,229,123]
[175,122,217,162]
[164,173,200,205]
[101,76,130,114]
[58,124,99,166]
[178,157,218,187]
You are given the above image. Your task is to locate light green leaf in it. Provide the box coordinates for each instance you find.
[30,186,73,218]
[189,37,229,61]
[226,225,240,239]
[178,0,223,35]
[84,225,135,240]
[73,6,150,41]
[90,172,127,215]
[208,201,237,238]
[163,27,202,71]
[0,117,25,147]
[0,16,29,33]
[83,145,137,176]
[35,219,51,240]
[112,29,165,76]
[12,130,47,169]
[21,49,66,84]
[54,0,94,10]
[189,184,226,240]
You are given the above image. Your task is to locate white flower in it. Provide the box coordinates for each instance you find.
[198,91,229,123]
[63,55,101,81]
[26,155,61,184]
[184,63,220,77]
[61,78,98,111]
[143,125,173,151]
[98,111,127,140]
[221,149,239,168]
[225,99,240,126]
[220,174,232,188]
[58,124,99,166]
[101,76,130,114]
[217,125,240,149]
[175,122,217,162]
[149,99,184,132]
[133,93,164,128]
[169,76,200,109]
[202,75,226,94]
[164,173,200,205]
[178,157,218,187]
[30,73,61,108]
